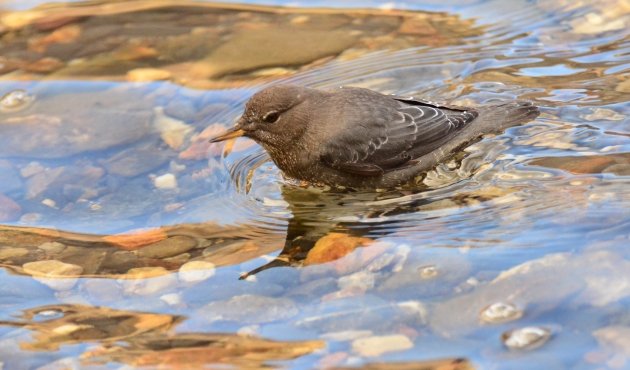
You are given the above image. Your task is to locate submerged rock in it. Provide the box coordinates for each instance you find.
[193,29,357,78]
[0,85,154,159]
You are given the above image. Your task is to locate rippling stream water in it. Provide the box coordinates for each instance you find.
[0,0,629,369]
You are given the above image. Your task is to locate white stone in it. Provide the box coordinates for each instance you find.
[154,173,177,190]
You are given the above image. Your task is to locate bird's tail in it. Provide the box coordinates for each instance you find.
[477,101,540,133]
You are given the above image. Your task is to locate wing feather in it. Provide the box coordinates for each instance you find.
[320,92,478,177]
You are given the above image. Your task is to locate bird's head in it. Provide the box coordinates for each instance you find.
[209,84,315,148]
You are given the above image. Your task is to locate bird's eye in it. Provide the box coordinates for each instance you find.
[262,111,280,123]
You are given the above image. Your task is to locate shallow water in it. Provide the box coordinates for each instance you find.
[0,0,629,369]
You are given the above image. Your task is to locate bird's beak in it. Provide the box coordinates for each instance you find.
[208,120,246,143]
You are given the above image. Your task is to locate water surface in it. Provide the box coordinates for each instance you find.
[0,0,629,369]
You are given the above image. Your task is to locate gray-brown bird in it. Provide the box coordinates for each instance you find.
[209,85,539,188]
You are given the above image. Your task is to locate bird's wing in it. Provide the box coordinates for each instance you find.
[320,97,478,176]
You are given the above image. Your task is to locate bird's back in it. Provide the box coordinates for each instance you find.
[298,87,538,188]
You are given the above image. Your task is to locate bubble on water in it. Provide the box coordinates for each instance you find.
[418,265,438,279]
[502,326,551,350]
[480,302,523,324]
[0,89,34,112]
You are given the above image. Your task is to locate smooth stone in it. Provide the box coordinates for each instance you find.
[0,247,30,260]
[154,173,178,190]
[135,235,197,259]
[202,294,298,324]
[194,29,357,78]
[351,334,413,357]
[37,241,67,254]
[22,260,83,290]
[58,246,107,275]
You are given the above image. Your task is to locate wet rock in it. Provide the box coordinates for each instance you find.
[163,253,191,264]
[126,68,172,82]
[100,251,139,274]
[0,247,30,260]
[24,57,65,73]
[0,194,21,222]
[58,246,107,275]
[398,15,437,36]
[135,235,197,259]
[202,294,298,324]
[154,30,221,63]
[530,153,630,175]
[304,233,373,266]
[22,260,83,290]
[178,261,216,283]
[28,24,82,53]
[0,160,22,193]
[351,334,413,357]
[104,140,172,177]
[0,85,154,158]
[193,29,357,78]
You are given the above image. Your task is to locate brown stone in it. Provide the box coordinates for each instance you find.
[304,233,373,266]
[24,57,64,73]
[193,29,357,78]
[135,236,198,259]
[103,228,168,251]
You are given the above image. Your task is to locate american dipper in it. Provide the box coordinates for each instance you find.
[209,85,539,188]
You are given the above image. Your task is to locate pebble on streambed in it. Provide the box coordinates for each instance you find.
[502,326,552,351]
